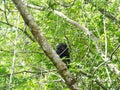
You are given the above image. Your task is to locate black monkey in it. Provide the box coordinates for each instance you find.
[56,43,70,67]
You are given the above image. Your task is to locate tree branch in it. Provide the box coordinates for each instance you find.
[11,0,78,89]
[0,21,35,42]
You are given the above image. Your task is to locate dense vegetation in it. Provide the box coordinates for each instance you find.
[0,0,120,90]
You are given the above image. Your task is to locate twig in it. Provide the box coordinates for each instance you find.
[95,80,107,90]
[0,21,35,42]
[110,43,120,60]
[93,43,120,74]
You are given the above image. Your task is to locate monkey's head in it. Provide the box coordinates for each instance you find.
[56,43,70,68]
[56,43,69,58]
[57,43,67,52]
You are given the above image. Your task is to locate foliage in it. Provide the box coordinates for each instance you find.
[0,0,120,89]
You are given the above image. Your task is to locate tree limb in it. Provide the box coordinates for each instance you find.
[11,0,78,89]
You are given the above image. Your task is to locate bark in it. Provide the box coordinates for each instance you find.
[11,0,78,90]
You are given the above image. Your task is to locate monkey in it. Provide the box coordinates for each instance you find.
[56,43,70,67]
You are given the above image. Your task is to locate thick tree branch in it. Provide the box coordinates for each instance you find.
[11,0,78,89]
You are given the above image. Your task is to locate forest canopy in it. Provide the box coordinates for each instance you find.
[0,0,120,90]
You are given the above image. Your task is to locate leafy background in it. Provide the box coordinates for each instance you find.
[0,0,120,89]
